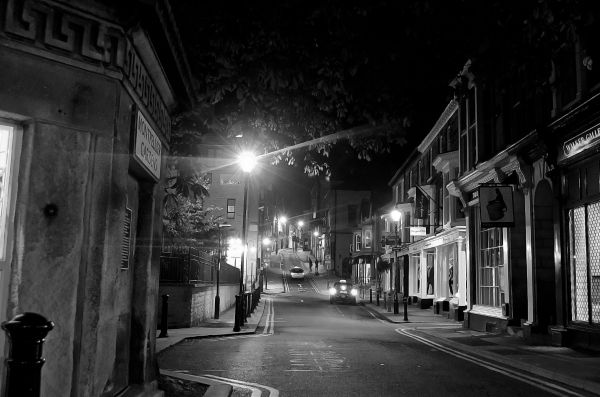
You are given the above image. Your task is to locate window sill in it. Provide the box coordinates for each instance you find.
[467,304,506,319]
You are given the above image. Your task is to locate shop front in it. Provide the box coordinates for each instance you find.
[554,112,600,349]
[451,153,531,333]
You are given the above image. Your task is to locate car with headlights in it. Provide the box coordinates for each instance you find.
[329,280,358,305]
[290,266,305,279]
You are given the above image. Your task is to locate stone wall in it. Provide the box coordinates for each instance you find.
[159,284,239,328]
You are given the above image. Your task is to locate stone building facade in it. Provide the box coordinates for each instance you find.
[0,0,193,395]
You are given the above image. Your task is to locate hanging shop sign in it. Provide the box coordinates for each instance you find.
[410,226,427,236]
[133,110,162,181]
[561,121,600,161]
[478,184,515,228]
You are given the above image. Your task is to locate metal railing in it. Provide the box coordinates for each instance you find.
[160,246,241,284]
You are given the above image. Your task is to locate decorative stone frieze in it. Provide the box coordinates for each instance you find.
[2,0,172,141]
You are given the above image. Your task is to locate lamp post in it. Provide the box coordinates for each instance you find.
[391,209,401,315]
[214,223,231,319]
[313,230,320,276]
[297,220,304,251]
[262,237,271,290]
[279,216,287,252]
[234,151,257,332]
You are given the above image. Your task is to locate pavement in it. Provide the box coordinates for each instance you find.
[156,249,600,396]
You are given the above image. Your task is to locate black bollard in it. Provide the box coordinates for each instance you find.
[376,290,380,306]
[393,292,399,314]
[369,288,373,303]
[2,312,54,397]
[233,295,241,332]
[403,295,409,321]
[159,294,169,338]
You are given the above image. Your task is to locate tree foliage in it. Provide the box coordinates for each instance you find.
[172,0,597,177]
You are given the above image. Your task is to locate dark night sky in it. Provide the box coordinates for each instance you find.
[170,0,567,214]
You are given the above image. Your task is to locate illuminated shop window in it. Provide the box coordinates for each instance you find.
[569,202,600,324]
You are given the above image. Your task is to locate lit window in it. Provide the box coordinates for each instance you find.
[227,199,235,219]
[355,234,361,252]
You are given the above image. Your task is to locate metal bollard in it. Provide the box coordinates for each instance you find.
[159,294,169,338]
[2,312,54,397]
[376,290,380,306]
[369,288,373,303]
[393,292,399,314]
[233,295,241,332]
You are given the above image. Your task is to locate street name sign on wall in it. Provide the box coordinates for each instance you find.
[134,110,162,181]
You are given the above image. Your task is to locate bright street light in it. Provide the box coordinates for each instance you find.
[313,230,319,237]
[279,216,287,224]
[263,237,271,245]
[298,220,304,227]
[391,209,401,222]
[238,151,257,173]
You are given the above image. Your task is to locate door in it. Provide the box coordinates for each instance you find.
[112,175,139,393]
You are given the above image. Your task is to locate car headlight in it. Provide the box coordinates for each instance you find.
[350,288,358,296]
[329,287,337,295]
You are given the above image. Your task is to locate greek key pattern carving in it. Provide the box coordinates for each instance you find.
[4,0,123,66]
[2,0,171,141]
[123,40,171,140]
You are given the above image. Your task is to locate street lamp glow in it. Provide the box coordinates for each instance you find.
[262,237,271,245]
[238,151,257,173]
[279,216,287,224]
[298,220,304,227]
[391,209,401,222]
[313,230,319,237]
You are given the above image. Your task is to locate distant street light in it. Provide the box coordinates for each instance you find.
[214,223,231,319]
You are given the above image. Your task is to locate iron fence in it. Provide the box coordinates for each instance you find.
[159,246,240,284]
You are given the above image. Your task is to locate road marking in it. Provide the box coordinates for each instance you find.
[202,374,280,397]
[396,328,586,397]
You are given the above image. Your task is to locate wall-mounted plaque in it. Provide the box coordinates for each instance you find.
[133,110,162,181]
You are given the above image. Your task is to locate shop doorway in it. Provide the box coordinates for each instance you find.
[534,180,556,331]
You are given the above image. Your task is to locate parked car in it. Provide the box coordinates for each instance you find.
[290,266,305,279]
[329,280,358,305]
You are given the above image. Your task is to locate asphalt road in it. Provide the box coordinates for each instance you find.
[158,256,563,397]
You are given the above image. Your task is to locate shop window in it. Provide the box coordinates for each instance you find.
[364,229,372,249]
[459,87,478,174]
[227,199,235,219]
[556,44,579,109]
[478,226,505,308]
[568,202,600,324]
[348,205,357,225]
[355,234,362,252]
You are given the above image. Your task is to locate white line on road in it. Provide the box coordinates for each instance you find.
[396,328,586,397]
[202,374,280,397]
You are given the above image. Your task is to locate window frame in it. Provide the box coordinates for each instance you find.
[227,198,236,219]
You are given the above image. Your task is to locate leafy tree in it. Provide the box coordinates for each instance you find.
[162,193,223,246]
[171,0,597,178]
